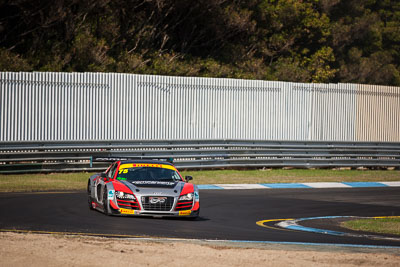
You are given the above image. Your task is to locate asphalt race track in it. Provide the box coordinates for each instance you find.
[1,187,400,247]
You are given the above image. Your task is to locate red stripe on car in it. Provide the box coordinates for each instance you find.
[109,200,119,210]
[117,199,137,204]
[192,201,200,211]
[180,183,194,196]
[112,180,133,194]
[177,201,193,205]
[118,203,139,208]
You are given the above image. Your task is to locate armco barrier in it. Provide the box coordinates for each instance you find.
[0,140,399,174]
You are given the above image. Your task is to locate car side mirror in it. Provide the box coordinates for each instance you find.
[185,176,193,182]
[100,173,109,181]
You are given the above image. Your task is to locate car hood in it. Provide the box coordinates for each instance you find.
[130,181,177,188]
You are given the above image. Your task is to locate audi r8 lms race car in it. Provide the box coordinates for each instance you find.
[87,159,200,218]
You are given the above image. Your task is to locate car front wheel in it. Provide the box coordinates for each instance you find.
[87,180,94,210]
[102,189,111,216]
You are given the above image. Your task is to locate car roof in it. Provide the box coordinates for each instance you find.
[118,159,174,166]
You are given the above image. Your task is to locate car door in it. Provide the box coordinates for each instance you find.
[96,162,118,203]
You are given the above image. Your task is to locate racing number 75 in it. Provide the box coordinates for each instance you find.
[118,169,128,174]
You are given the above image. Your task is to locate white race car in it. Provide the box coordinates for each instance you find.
[87,159,200,218]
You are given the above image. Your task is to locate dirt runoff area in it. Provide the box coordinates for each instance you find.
[1,232,400,267]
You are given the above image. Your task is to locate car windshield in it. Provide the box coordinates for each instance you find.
[116,166,182,183]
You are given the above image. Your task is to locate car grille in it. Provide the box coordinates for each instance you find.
[141,196,174,211]
[175,200,193,210]
[117,199,140,210]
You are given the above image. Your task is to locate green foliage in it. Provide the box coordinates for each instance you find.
[0,0,399,85]
[0,48,32,71]
[306,46,337,83]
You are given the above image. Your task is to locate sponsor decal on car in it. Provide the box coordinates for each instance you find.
[119,163,177,171]
[149,196,167,204]
[120,208,135,215]
[179,210,192,216]
[194,191,200,201]
[108,190,115,199]
[132,181,176,186]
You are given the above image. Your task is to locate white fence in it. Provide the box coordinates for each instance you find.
[0,72,399,142]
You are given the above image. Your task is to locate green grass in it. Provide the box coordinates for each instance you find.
[182,169,400,184]
[0,169,399,192]
[0,172,95,192]
[341,217,400,236]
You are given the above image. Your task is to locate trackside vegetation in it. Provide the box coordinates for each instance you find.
[341,217,400,236]
[0,169,399,192]
[1,0,400,86]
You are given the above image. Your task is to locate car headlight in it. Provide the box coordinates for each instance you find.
[115,191,136,200]
[179,193,193,201]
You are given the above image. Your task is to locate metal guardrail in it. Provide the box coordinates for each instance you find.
[0,140,399,174]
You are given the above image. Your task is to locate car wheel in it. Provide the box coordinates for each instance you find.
[87,180,94,210]
[189,208,200,220]
[102,189,110,216]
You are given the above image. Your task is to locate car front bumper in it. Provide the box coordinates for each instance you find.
[116,207,199,217]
